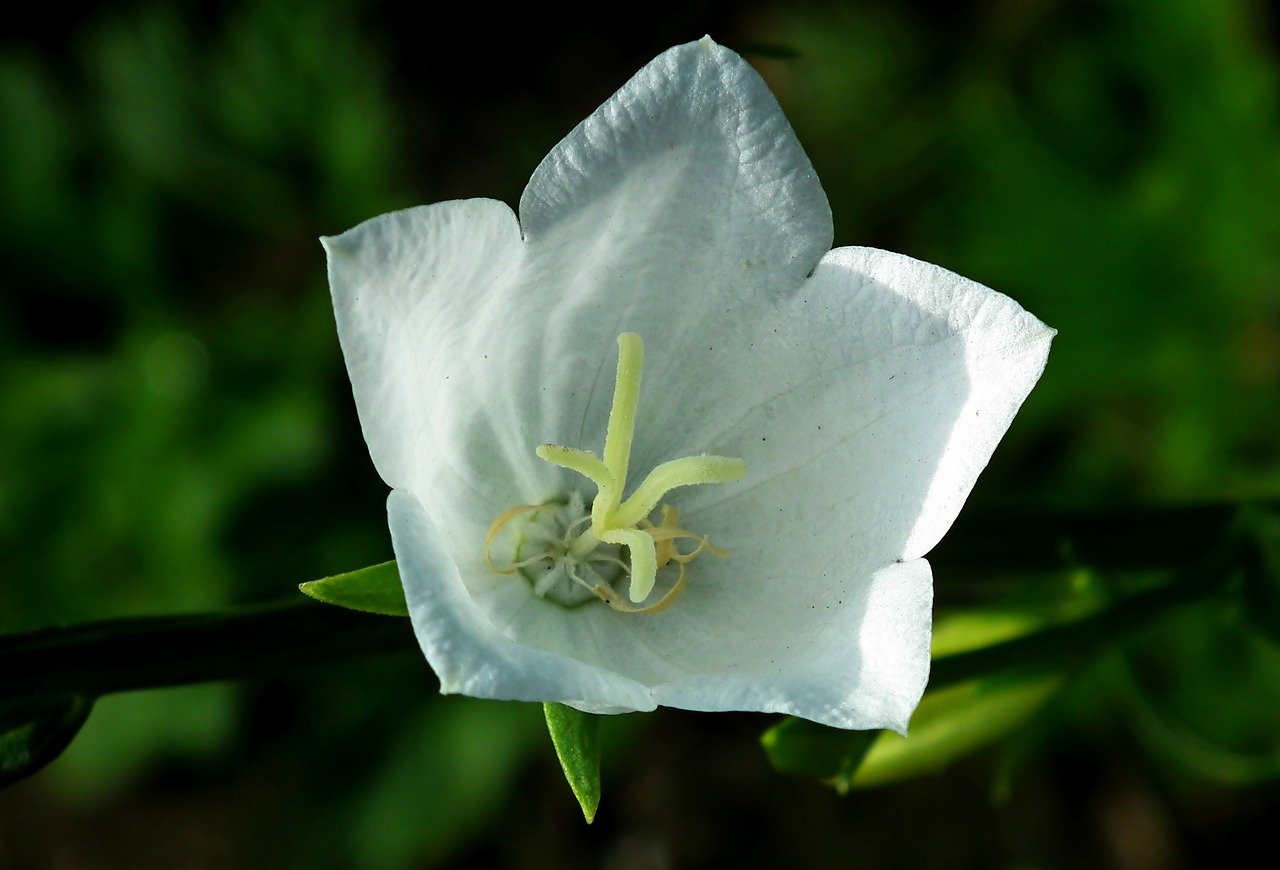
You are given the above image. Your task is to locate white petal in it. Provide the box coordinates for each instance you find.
[600,242,1052,571]
[818,247,1055,560]
[510,37,833,450]
[389,488,656,712]
[522,38,830,286]
[655,559,932,733]
[323,199,538,503]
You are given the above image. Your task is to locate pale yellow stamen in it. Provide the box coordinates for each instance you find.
[489,333,744,611]
[484,504,553,574]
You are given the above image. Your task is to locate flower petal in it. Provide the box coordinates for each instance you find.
[654,558,933,733]
[506,37,833,455]
[389,488,656,713]
[821,247,1055,561]
[323,199,536,502]
[630,245,1054,569]
[521,37,831,301]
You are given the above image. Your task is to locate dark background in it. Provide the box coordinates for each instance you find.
[1,0,1277,866]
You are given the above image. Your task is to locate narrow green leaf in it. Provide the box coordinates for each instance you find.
[763,672,1063,792]
[0,695,95,788]
[760,719,880,794]
[865,670,1064,788]
[543,702,601,823]
[298,560,408,617]
[853,673,1062,789]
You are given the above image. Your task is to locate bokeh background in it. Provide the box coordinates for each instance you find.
[2,0,1278,867]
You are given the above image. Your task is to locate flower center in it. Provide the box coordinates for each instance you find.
[484,333,745,613]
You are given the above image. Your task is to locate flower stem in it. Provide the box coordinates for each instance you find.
[0,601,413,700]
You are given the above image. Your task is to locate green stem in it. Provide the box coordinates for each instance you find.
[0,601,414,699]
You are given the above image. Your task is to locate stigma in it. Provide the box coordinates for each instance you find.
[485,333,744,613]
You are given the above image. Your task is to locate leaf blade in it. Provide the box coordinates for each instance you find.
[0,695,96,788]
[298,560,408,617]
[760,718,880,793]
[543,702,601,823]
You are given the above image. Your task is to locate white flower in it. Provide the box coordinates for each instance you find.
[322,37,1053,732]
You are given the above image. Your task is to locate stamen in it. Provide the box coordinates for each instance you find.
[593,562,689,614]
[563,560,603,595]
[492,332,744,611]
[587,551,629,572]
[484,504,554,574]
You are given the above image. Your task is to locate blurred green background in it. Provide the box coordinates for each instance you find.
[1,0,1277,866]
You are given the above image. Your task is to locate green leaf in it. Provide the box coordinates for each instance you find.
[760,718,880,793]
[853,673,1063,788]
[298,560,408,617]
[0,694,96,787]
[543,702,601,823]
[763,671,1062,792]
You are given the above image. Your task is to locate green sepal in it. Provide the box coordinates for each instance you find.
[543,702,601,823]
[0,694,96,788]
[298,560,408,617]
[760,719,880,793]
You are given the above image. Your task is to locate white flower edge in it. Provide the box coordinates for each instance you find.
[324,38,1055,732]
[392,479,936,730]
